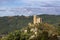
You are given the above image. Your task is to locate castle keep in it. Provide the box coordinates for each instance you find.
[28,15,42,26]
[33,15,42,24]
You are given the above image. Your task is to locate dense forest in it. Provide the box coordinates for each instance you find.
[0,14,60,34]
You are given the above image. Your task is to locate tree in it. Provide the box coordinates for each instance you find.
[41,31,48,40]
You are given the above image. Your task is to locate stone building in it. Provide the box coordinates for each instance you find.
[33,15,42,24]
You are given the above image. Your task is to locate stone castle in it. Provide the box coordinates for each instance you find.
[28,15,42,26]
[33,15,42,24]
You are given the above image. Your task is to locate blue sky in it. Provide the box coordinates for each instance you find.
[0,0,60,16]
[0,0,60,7]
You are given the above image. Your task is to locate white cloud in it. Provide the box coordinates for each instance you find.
[0,0,60,7]
[17,0,60,7]
[0,0,60,16]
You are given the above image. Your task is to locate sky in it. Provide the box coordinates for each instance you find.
[0,0,60,16]
[0,0,60,7]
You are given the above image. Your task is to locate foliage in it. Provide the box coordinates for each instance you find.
[1,23,58,40]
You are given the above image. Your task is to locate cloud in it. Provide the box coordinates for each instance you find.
[0,7,60,16]
[17,0,60,7]
[0,0,60,16]
[0,0,60,7]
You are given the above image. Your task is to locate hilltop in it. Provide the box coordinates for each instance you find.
[1,23,58,40]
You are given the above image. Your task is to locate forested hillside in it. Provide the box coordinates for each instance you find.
[1,23,58,40]
[0,14,60,34]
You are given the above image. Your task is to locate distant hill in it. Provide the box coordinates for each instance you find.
[0,14,60,34]
[38,14,60,26]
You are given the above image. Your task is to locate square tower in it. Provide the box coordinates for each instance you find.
[33,15,37,24]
